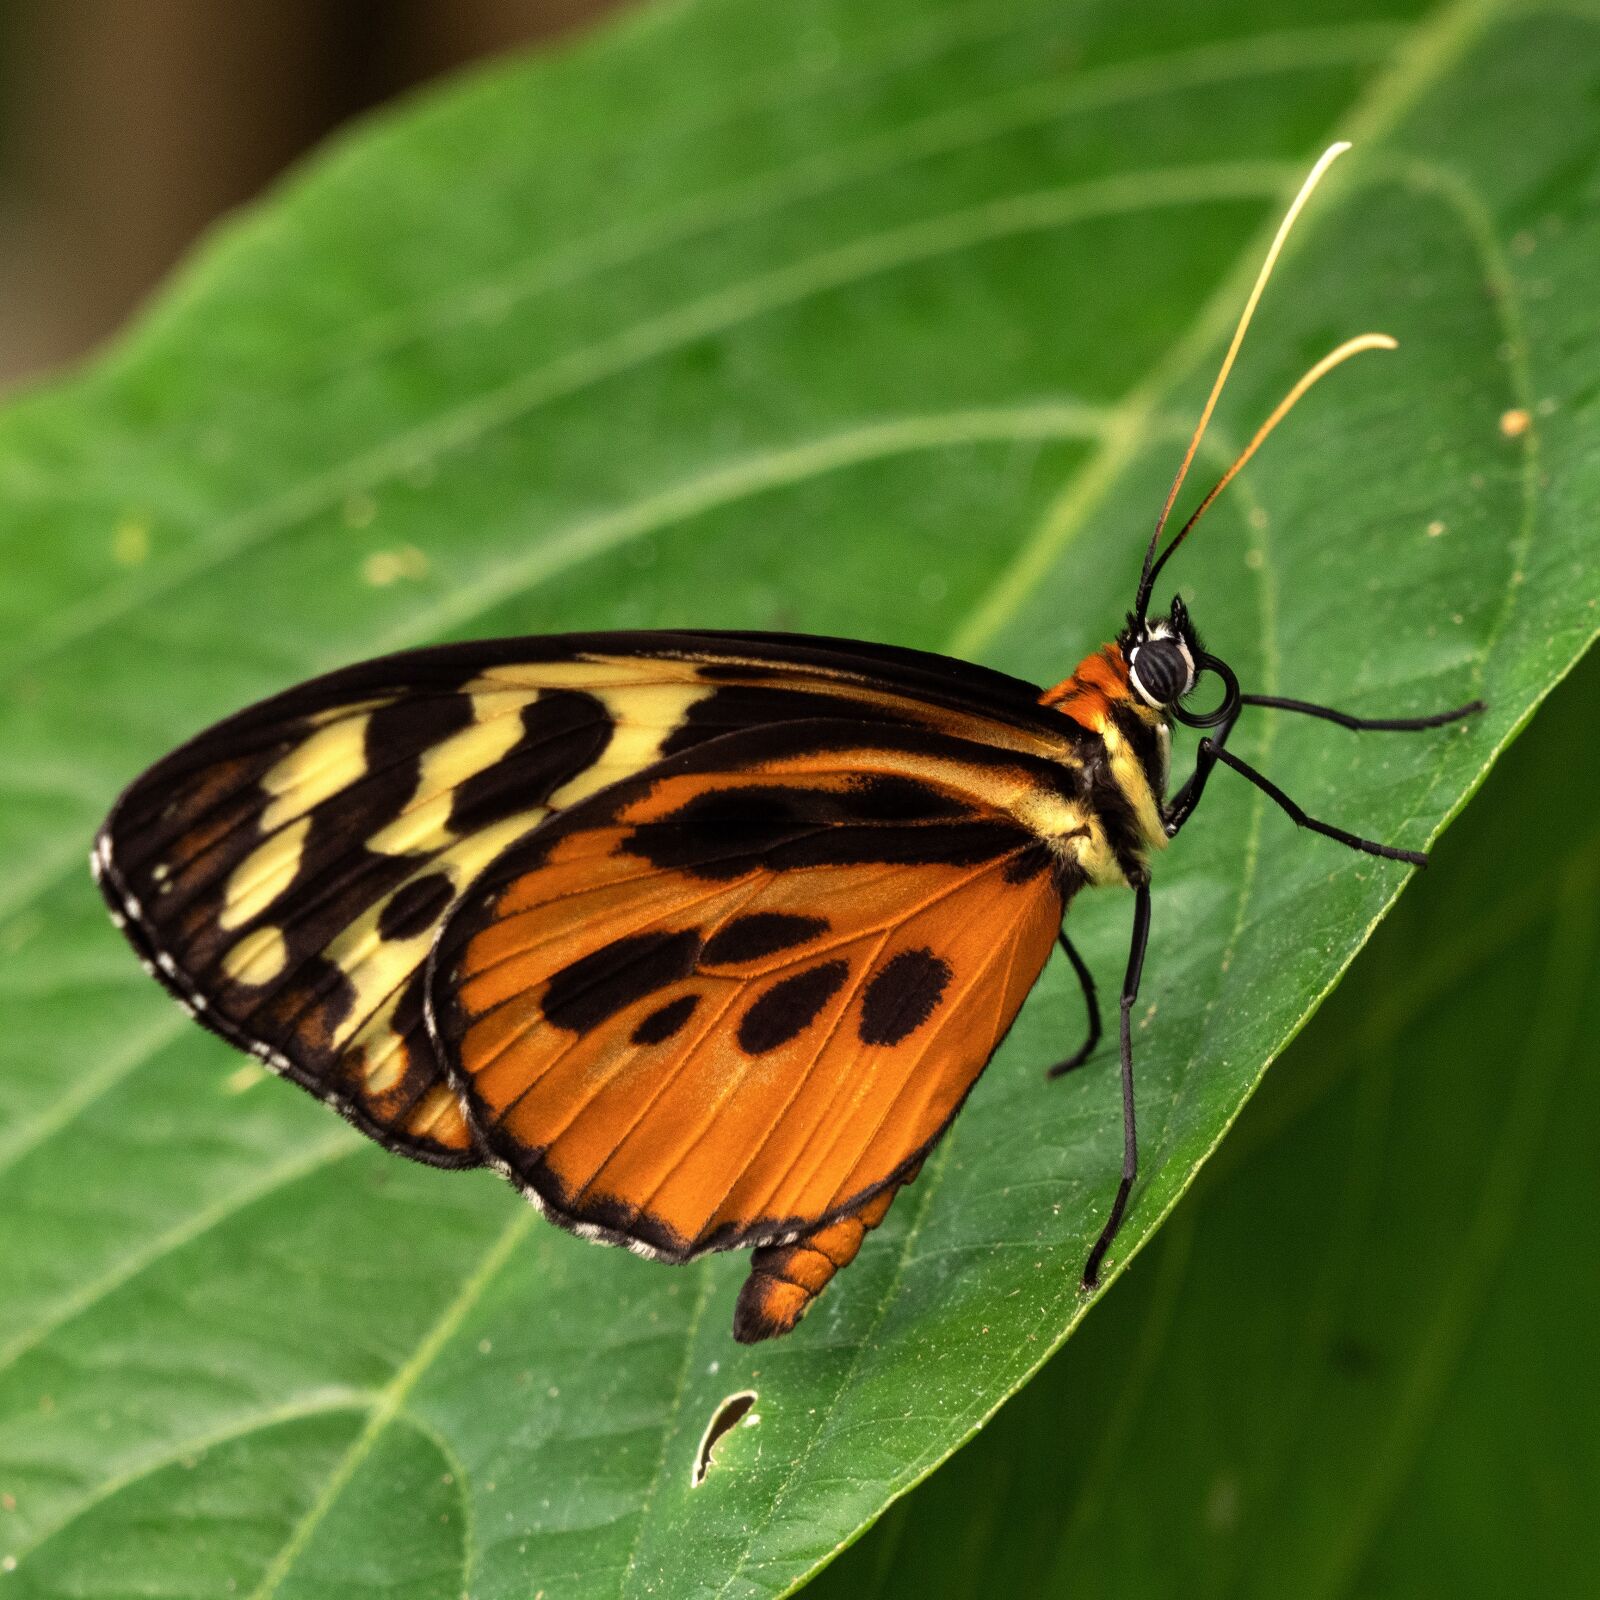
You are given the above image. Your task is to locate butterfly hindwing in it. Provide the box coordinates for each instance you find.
[426,719,1073,1260]
[95,632,1081,1169]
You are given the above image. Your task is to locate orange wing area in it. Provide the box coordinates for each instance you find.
[428,725,1067,1261]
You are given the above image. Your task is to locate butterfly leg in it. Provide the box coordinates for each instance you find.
[1047,932,1102,1078]
[1081,881,1151,1291]
[1163,704,1241,836]
[1164,697,1482,839]
[732,1164,923,1343]
[1200,744,1428,865]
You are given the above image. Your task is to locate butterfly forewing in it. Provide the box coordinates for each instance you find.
[95,632,1081,1170]
[426,721,1070,1259]
[94,671,614,1161]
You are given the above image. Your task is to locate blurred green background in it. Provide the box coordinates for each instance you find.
[0,2,1595,1597]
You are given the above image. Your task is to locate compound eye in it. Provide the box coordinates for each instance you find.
[1130,638,1190,705]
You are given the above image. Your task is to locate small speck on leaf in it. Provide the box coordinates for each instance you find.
[111,517,151,566]
[1206,1473,1241,1532]
[363,545,429,586]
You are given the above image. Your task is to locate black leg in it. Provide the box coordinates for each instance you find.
[1164,704,1240,837]
[1165,695,1481,839]
[1081,881,1152,1291]
[1206,743,1427,865]
[1238,693,1483,732]
[1047,932,1102,1078]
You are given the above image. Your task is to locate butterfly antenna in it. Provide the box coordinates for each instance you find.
[1135,141,1351,623]
[1140,332,1397,597]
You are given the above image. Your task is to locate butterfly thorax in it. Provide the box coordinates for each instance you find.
[1039,643,1171,886]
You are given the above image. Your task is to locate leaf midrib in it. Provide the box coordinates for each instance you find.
[245,1210,534,1600]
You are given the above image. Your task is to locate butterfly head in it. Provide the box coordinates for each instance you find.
[1120,597,1239,729]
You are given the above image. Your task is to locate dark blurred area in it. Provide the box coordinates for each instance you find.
[0,0,633,387]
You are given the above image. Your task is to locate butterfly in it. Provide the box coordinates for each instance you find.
[92,144,1480,1342]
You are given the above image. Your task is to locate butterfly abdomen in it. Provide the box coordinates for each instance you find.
[732,1167,917,1343]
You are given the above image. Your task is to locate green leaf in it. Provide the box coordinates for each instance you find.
[0,1,1595,1596]
[808,644,1600,1600]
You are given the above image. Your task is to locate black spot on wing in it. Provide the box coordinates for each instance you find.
[622,788,829,880]
[631,993,701,1045]
[365,690,476,770]
[659,686,905,757]
[142,837,405,1015]
[193,846,418,999]
[239,693,496,954]
[543,929,703,1035]
[702,912,830,966]
[624,783,1031,881]
[449,690,611,834]
[847,774,968,821]
[378,872,456,941]
[859,948,952,1046]
[738,960,850,1055]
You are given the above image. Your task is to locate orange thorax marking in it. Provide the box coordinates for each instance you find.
[1040,643,1170,860]
[1039,644,1133,734]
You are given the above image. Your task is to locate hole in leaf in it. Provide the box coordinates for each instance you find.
[691,1390,757,1487]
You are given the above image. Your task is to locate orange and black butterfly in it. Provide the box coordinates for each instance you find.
[92,145,1480,1342]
